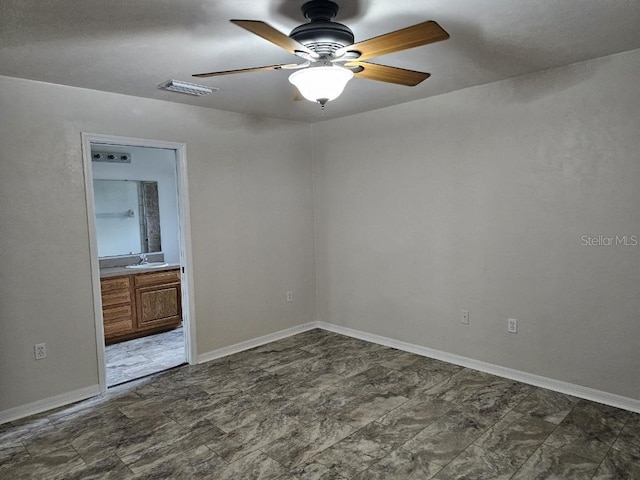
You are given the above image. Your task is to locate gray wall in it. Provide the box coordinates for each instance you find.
[2,48,638,415]
[312,49,640,400]
[0,76,316,412]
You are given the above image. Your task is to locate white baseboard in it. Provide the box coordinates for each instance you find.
[0,385,101,425]
[317,322,640,414]
[197,322,318,364]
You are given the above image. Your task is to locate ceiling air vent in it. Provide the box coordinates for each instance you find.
[159,79,217,96]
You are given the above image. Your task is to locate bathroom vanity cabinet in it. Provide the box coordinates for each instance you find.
[100,267,181,344]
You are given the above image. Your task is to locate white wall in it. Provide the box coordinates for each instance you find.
[313,49,640,400]
[0,75,316,413]
[92,145,180,262]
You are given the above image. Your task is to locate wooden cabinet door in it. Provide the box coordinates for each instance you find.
[135,282,182,331]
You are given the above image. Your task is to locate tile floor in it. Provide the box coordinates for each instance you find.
[1,329,638,479]
[106,327,186,387]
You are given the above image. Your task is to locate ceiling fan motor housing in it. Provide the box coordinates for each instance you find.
[290,0,354,56]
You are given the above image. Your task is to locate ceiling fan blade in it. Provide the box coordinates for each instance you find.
[192,63,299,78]
[336,21,449,61]
[231,20,318,57]
[346,62,430,86]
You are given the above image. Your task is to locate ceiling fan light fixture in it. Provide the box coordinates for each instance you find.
[288,66,353,104]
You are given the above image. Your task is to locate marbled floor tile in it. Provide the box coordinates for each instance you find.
[432,444,523,480]
[0,415,53,447]
[61,455,132,480]
[340,365,422,398]
[457,380,535,422]
[278,461,348,480]
[281,383,361,425]
[395,368,456,397]
[513,387,580,424]
[510,444,598,480]
[332,391,409,429]
[261,417,355,468]
[0,444,30,469]
[366,348,422,371]
[22,421,74,457]
[473,410,556,463]
[320,352,376,378]
[163,391,234,427]
[402,356,464,378]
[402,408,494,466]
[313,422,407,478]
[377,394,455,437]
[133,373,205,399]
[70,413,173,464]
[544,400,630,462]
[0,445,86,480]
[354,448,442,480]
[54,408,132,450]
[612,412,640,457]
[50,394,137,428]
[213,450,286,480]
[211,413,300,463]
[256,346,316,372]
[422,368,509,405]
[592,446,640,480]
[118,385,210,419]
[114,415,186,464]
[129,445,228,480]
[202,393,258,429]
[119,419,225,473]
[199,366,277,396]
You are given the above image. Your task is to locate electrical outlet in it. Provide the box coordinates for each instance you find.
[35,343,46,360]
[286,291,293,302]
[508,318,517,334]
[461,309,469,324]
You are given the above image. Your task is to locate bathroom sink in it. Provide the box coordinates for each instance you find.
[125,262,169,269]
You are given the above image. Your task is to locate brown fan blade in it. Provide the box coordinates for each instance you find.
[231,20,317,57]
[192,63,299,78]
[346,61,430,86]
[336,21,449,61]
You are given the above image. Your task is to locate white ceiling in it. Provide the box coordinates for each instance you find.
[1,0,639,123]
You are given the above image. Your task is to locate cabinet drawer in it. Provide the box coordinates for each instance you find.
[103,304,132,323]
[100,276,131,293]
[102,290,131,307]
[103,305,134,337]
[134,269,180,287]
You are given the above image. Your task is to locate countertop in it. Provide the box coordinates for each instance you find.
[99,263,181,278]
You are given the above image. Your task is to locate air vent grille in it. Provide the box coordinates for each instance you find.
[159,79,217,96]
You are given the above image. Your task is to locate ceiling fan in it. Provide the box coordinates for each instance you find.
[193,0,449,107]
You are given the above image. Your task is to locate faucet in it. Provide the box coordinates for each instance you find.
[138,253,148,265]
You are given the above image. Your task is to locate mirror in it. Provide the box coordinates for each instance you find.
[93,180,161,257]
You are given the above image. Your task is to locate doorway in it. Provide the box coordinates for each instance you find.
[82,133,196,392]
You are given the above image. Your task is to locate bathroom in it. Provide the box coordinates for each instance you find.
[91,143,186,386]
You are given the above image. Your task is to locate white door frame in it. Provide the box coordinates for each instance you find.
[81,132,197,393]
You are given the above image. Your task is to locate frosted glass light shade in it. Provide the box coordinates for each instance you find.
[289,66,354,103]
